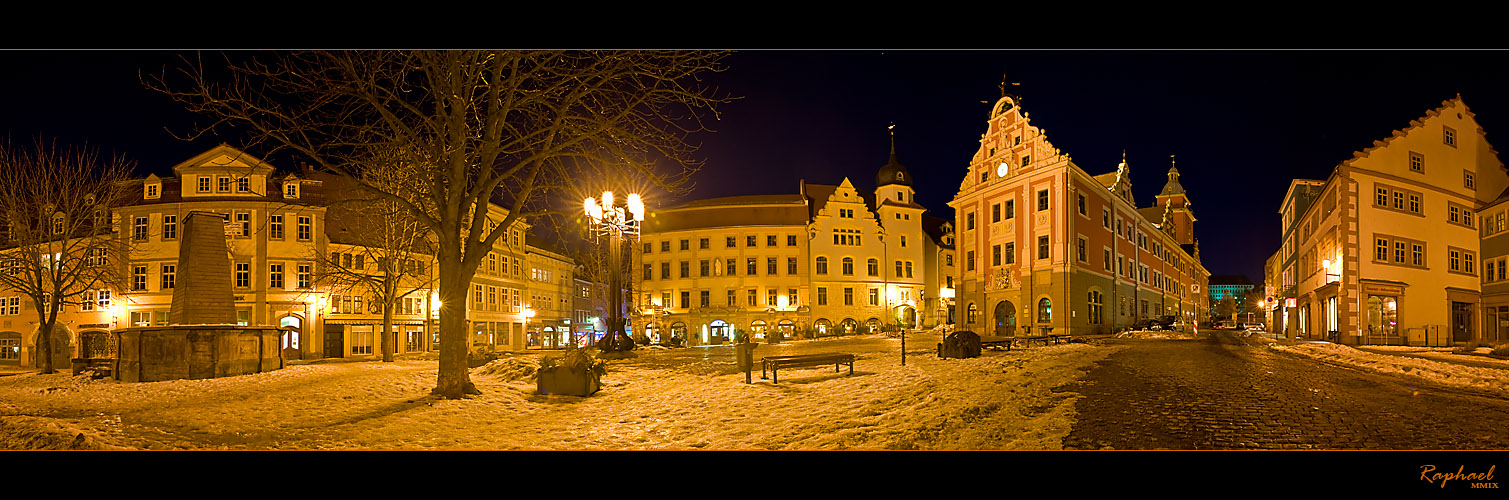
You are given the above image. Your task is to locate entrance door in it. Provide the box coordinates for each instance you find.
[280,316,302,360]
[993,301,1017,336]
[1452,302,1473,342]
[324,324,345,358]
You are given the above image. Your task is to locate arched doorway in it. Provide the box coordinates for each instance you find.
[864,318,881,334]
[776,319,795,340]
[839,318,858,335]
[893,305,917,329]
[669,322,688,345]
[708,320,731,344]
[994,301,1017,336]
[280,315,302,360]
[750,320,768,341]
[813,319,832,336]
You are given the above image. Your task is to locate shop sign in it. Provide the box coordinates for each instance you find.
[1363,284,1404,296]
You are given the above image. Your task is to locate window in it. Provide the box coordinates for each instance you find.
[163,215,177,240]
[993,245,1002,267]
[966,251,975,271]
[787,235,798,246]
[133,216,148,240]
[699,290,709,308]
[269,263,285,289]
[1449,246,1478,275]
[285,183,299,198]
[768,289,778,306]
[726,236,736,248]
[726,259,736,276]
[297,216,312,241]
[788,289,798,306]
[699,238,709,250]
[1005,199,1015,220]
[661,241,671,252]
[643,242,653,254]
[748,288,758,306]
[1374,234,1426,268]
[218,176,232,192]
[699,260,709,277]
[747,258,757,275]
[96,290,114,312]
[901,235,907,247]
[644,264,653,280]
[1005,243,1015,265]
[679,261,689,278]
[161,264,176,290]
[815,257,828,275]
[967,212,976,230]
[727,289,737,307]
[1445,126,1457,147]
[767,235,777,247]
[679,239,689,251]
[842,257,854,275]
[1104,249,1112,271]
[1077,194,1086,215]
[747,235,757,247]
[1037,298,1051,323]
[817,287,827,306]
[235,263,250,288]
[197,176,211,193]
[1037,189,1049,211]
[1465,170,1476,190]
[236,177,250,193]
[1038,235,1050,260]
[1102,209,1110,229]
[896,260,904,277]
[767,257,777,275]
[992,203,1001,223]
[843,287,854,306]
[1077,236,1087,262]
[1409,151,1424,173]
[235,212,251,237]
[660,262,671,279]
[905,261,913,278]
[130,265,148,291]
[868,288,879,306]
[788,257,798,275]
[297,264,311,288]
[146,183,159,199]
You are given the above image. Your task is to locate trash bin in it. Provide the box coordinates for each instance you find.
[735,341,758,383]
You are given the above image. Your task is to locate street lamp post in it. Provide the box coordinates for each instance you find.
[584,191,644,352]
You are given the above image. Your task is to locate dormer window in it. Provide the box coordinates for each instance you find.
[284,182,299,199]
[236,177,250,193]
[217,176,231,192]
[145,183,160,199]
[197,177,211,193]
[896,172,904,181]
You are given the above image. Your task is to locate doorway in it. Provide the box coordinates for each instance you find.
[1452,301,1473,342]
[324,324,345,358]
[993,301,1017,336]
[280,316,302,360]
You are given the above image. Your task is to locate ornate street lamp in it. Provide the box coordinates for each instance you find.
[583,191,644,352]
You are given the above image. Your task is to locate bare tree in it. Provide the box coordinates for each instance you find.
[0,140,135,374]
[147,50,727,398]
[318,164,435,363]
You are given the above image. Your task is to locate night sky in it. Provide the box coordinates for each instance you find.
[5,50,1509,284]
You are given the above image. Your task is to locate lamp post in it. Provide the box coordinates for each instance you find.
[583,191,644,352]
[523,307,536,348]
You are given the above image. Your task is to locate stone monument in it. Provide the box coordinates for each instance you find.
[115,211,283,382]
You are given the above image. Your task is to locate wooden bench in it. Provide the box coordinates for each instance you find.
[760,353,855,384]
[1017,334,1071,347]
[978,336,1015,351]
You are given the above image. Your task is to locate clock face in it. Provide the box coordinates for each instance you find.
[996,162,1009,177]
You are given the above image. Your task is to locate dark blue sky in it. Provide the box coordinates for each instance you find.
[5,50,1509,284]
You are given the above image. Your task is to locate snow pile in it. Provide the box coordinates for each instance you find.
[1115,330,1196,340]
[1276,342,1509,393]
[471,357,540,382]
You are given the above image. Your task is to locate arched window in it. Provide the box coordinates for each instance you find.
[966,303,978,324]
[841,257,854,275]
[1038,298,1052,323]
[815,257,828,275]
[896,171,904,182]
[867,258,879,276]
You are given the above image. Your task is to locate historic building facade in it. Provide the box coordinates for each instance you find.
[631,145,954,346]
[950,94,1209,338]
[1269,96,1508,345]
[1,145,562,369]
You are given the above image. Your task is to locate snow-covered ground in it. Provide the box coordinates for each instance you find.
[2,330,1504,451]
[0,332,1114,451]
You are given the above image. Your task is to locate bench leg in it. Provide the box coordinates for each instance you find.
[773,368,778,384]
[761,363,768,380]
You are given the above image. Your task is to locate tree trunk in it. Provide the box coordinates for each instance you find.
[433,243,478,398]
[381,303,395,363]
[35,321,54,374]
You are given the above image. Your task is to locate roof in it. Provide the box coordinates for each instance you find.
[921,214,954,249]
[875,141,913,188]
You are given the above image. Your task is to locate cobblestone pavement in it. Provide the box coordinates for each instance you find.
[1060,331,1509,450]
